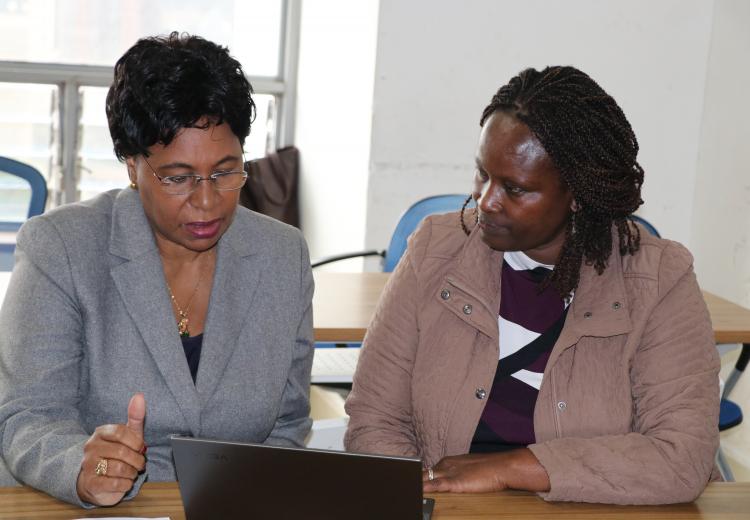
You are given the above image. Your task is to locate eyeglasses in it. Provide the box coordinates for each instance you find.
[142,156,248,195]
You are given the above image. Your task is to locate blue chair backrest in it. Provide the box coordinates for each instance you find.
[383,203,660,272]
[383,194,473,272]
[629,214,660,238]
[0,156,48,221]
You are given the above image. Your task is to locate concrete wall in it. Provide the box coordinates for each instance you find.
[365,0,714,254]
[692,0,750,309]
[693,0,750,480]
[295,0,379,270]
[295,0,749,302]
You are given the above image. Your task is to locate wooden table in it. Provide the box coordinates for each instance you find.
[312,272,750,344]
[312,272,389,341]
[702,292,750,344]
[2,271,748,345]
[0,482,748,519]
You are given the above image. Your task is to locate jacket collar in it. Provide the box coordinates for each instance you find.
[442,226,504,338]
[109,187,158,260]
[443,223,632,348]
[108,188,257,260]
[107,189,261,434]
[549,241,632,365]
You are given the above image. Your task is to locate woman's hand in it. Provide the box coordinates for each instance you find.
[76,393,147,506]
[423,448,550,494]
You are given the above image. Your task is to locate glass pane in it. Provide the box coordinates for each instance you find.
[246,94,276,159]
[0,82,55,221]
[0,0,283,77]
[78,87,275,200]
[0,171,31,222]
[78,86,123,201]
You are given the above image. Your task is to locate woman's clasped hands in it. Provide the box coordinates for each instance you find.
[76,393,147,506]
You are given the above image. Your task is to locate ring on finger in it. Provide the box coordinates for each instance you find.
[427,467,435,481]
[94,458,108,477]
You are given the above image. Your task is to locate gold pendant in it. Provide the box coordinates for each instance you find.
[178,313,189,338]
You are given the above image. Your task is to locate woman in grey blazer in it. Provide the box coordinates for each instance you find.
[0,33,313,507]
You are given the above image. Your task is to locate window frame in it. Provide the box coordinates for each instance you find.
[0,0,300,207]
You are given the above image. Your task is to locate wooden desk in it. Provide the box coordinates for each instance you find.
[703,292,750,344]
[313,272,389,341]
[2,272,748,345]
[0,482,748,519]
[313,272,750,344]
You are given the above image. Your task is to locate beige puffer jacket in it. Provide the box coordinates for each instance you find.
[345,212,720,505]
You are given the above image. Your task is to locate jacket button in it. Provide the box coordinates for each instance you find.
[440,289,451,300]
[583,311,593,319]
[463,304,473,315]
[612,301,621,310]
[557,401,567,411]
[475,388,486,400]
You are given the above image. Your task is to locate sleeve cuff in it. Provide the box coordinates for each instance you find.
[527,442,563,502]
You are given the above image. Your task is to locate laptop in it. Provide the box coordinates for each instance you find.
[171,436,435,519]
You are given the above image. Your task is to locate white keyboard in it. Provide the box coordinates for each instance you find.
[311,348,361,383]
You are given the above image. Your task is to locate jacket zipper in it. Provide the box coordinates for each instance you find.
[548,369,562,438]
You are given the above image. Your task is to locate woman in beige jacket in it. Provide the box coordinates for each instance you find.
[344,66,720,505]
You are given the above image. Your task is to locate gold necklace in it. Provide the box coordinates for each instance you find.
[166,266,206,338]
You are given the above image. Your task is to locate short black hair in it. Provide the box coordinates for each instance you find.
[468,66,644,298]
[106,31,255,160]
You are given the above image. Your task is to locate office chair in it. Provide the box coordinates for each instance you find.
[0,156,48,222]
[312,194,470,272]
[308,195,472,449]
[717,345,748,481]
[0,157,48,271]
[314,203,658,271]
[312,206,656,344]
[628,214,661,238]
[312,194,470,349]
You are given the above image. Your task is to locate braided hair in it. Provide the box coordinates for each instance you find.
[463,66,644,298]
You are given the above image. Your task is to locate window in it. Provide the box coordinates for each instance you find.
[0,82,56,218]
[0,0,299,213]
[78,87,278,200]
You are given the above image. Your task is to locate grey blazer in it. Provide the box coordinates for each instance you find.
[0,188,314,505]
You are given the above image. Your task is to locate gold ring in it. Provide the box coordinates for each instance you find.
[94,458,108,476]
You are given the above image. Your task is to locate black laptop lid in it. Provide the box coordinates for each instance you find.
[171,436,424,520]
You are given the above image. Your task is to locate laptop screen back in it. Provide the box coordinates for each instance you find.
[171,436,424,519]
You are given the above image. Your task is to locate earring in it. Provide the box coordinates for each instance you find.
[570,209,578,236]
[460,194,477,236]
[130,182,137,190]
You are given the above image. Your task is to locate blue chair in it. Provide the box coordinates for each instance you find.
[312,194,470,272]
[0,157,48,271]
[716,344,748,481]
[0,157,47,223]
[628,214,661,238]
[383,194,472,272]
[313,207,654,271]
[312,194,470,350]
